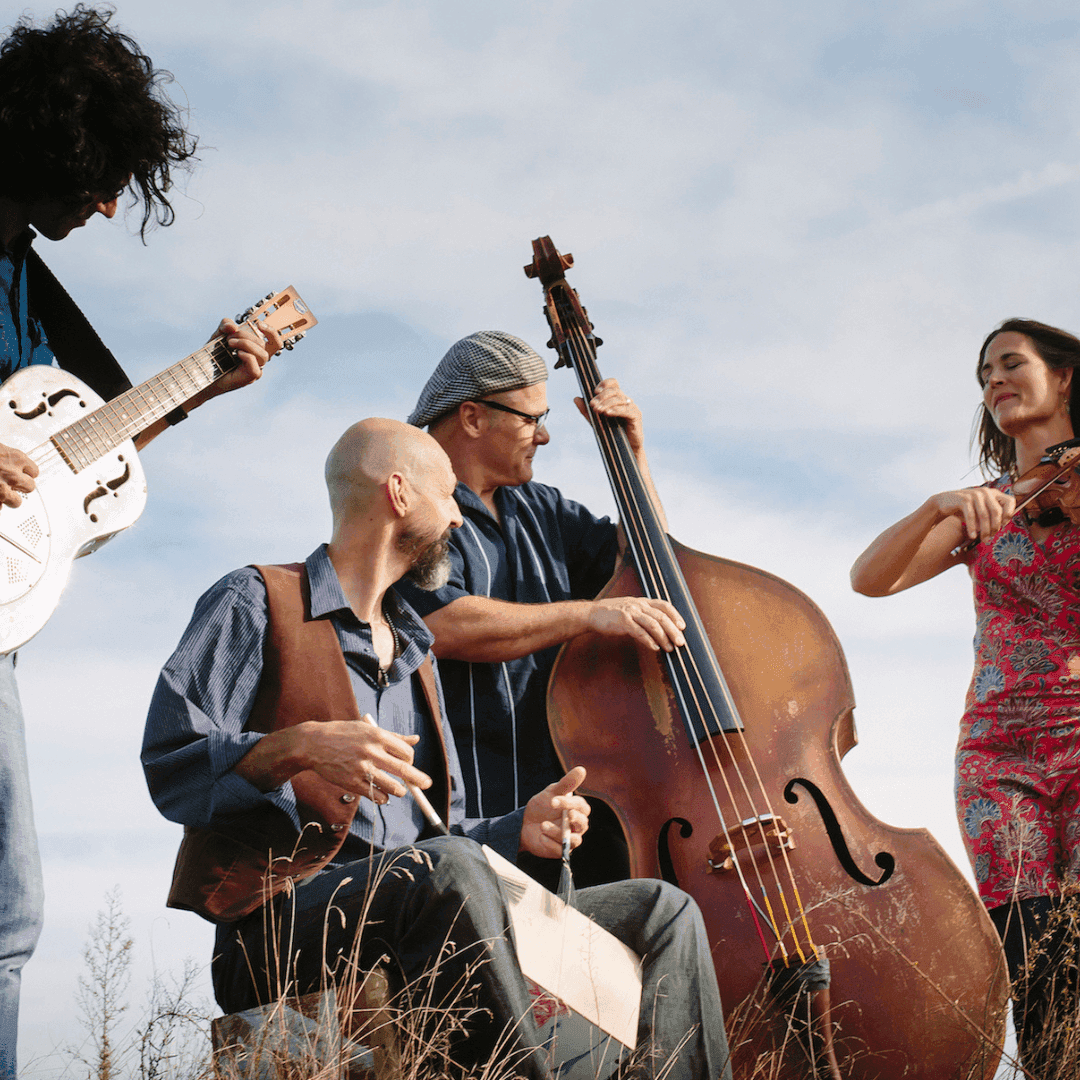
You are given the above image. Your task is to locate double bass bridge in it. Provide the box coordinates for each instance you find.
[707,814,794,873]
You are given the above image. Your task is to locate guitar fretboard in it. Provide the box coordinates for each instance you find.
[51,341,236,473]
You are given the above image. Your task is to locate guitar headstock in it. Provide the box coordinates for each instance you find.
[237,287,317,351]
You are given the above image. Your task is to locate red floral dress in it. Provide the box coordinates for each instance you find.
[956,477,1080,909]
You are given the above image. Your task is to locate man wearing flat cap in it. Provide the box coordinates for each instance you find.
[398,331,684,885]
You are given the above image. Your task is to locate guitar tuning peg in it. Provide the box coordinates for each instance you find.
[265,292,274,300]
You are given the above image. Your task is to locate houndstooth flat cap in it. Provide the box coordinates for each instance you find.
[408,331,548,428]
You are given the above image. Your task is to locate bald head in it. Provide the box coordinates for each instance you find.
[325,417,450,526]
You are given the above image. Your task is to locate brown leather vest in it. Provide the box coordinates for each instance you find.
[165,563,452,923]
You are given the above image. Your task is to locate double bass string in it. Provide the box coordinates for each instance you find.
[566,315,817,962]
[553,289,822,966]
[550,301,784,946]
[550,305,784,919]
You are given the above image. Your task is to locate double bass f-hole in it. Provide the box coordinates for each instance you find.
[784,778,895,887]
[657,817,693,887]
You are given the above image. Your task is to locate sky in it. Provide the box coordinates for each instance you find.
[13,0,1080,1072]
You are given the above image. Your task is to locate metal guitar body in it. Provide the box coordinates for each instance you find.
[0,285,316,654]
[0,366,146,653]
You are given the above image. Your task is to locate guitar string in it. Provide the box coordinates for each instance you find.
[22,292,306,478]
[26,340,234,479]
[552,284,820,963]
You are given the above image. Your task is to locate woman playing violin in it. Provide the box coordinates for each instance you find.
[851,318,1080,1069]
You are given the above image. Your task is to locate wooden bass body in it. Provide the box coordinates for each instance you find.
[548,540,1008,1080]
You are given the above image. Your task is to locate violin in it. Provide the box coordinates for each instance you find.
[1015,438,1080,525]
[525,237,1008,1080]
[952,437,1080,557]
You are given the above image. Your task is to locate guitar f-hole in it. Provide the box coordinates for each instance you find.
[83,486,107,522]
[9,388,85,421]
[106,459,131,491]
[83,458,133,521]
[47,389,82,408]
[10,400,46,420]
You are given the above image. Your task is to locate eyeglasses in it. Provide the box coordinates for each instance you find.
[471,399,550,429]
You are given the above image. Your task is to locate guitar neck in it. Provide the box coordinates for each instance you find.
[51,339,236,472]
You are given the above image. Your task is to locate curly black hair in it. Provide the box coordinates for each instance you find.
[0,4,197,238]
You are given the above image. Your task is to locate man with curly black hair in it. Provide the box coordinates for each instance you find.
[0,8,278,1070]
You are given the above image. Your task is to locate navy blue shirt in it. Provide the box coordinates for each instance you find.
[397,482,618,817]
[142,545,523,865]
[0,232,56,379]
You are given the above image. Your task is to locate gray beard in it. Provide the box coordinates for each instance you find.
[402,530,453,591]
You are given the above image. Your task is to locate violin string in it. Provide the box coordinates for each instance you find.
[556,300,817,959]
[557,302,812,954]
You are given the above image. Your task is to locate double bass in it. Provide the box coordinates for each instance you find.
[525,237,1008,1079]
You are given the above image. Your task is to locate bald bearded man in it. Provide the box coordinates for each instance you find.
[142,418,731,1080]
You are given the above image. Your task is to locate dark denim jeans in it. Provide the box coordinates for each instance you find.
[0,654,42,1079]
[214,836,732,1079]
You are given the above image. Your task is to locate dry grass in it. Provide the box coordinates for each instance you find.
[717,939,1011,1080]
[88,867,1080,1080]
[991,895,1080,1080]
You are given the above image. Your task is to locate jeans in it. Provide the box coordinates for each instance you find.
[214,836,732,1080]
[0,654,42,1078]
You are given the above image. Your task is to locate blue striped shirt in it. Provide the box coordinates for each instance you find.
[0,232,56,380]
[142,545,522,864]
[397,482,618,817]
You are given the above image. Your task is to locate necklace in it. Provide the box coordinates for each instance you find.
[384,608,401,661]
[375,606,401,683]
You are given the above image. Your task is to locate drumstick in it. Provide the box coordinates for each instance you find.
[360,712,449,835]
